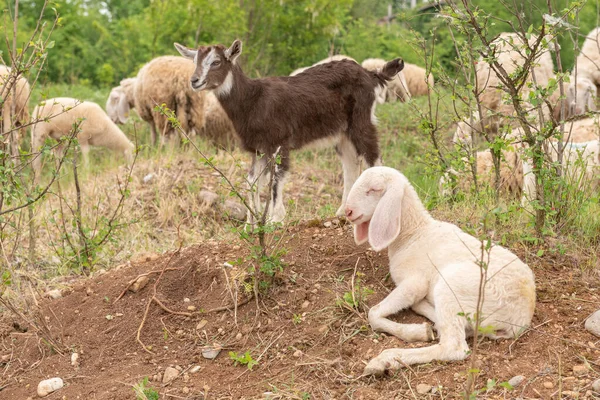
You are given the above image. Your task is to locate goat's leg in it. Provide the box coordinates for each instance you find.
[368,280,434,343]
[267,150,289,223]
[411,299,437,326]
[246,153,268,226]
[335,138,361,217]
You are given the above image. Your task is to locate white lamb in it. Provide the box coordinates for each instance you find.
[567,27,600,117]
[31,97,135,178]
[361,58,411,103]
[344,166,536,374]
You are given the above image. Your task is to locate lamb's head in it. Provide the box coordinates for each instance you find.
[567,77,598,117]
[174,40,242,96]
[345,166,408,251]
[106,86,129,124]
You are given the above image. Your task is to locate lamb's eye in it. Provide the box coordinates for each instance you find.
[366,188,382,196]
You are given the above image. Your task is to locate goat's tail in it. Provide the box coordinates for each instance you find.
[375,58,404,83]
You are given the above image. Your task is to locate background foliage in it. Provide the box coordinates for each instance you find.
[2,0,599,87]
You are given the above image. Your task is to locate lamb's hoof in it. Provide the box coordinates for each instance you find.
[425,324,436,341]
[363,358,388,377]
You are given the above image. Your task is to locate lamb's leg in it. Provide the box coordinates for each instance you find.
[335,138,361,217]
[521,158,536,208]
[149,123,158,147]
[411,299,438,326]
[368,281,434,343]
[80,143,90,171]
[267,150,289,223]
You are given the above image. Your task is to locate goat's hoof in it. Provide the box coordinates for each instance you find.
[425,324,436,341]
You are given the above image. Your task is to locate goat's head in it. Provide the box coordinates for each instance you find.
[106,86,129,124]
[174,40,242,95]
[345,166,408,251]
[567,77,598,117]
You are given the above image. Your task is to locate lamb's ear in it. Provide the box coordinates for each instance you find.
[368,183,405,251]
[174,43,197,60]
[116,93,130,124]
[353,220,370,245]
[225,39,242,63]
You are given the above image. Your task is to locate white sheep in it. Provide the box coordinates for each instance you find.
[476,32,555,125]
[521,140,600,204]
[200,91,238,149]
[439,147,524,198]
[31,97,135,178]
[344,166,536,374]
[0,65,31,157]
[401,62,434,97]
[106,77,136,124]
[134,56,205,145]
[289,55,357,76]
[567,27,600,117]
[361,58,411,103]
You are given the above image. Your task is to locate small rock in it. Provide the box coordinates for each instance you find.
[183,373,190,383]
[70,353,80,367]
[323,221,332,228]
[416,384,432,394]
[222,200,246,221]
[152,374,161,382]
[592,378,600,393]
[85,287,93,296]
[202,344,222,359]
[1,354,10,363]
[37,377,64,397]
[301,300,310,309]
[562,390,579,397]
[129,276,149,293]
[45,289,62,299]
[198,190,219,206]
[543,381,554,389]
[573,364,588,377]
[183,298,190,303]
[162,366,179,383]
[196,320,208,330]
[508,375,525,388]
[190,365,201,374]
[187,306,196,311]
[143,173,155,184]
[293,349,303,358]
[585,310,600,337]
[235,333,243,340]
[182,387,190,394]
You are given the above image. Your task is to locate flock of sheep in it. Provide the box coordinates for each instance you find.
[446,29,600,202]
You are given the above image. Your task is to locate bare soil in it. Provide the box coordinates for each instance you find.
[1,222,599,399]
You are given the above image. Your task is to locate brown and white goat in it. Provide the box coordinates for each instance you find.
[174,39,404,223]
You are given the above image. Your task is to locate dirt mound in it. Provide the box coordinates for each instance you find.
[1,223,599,399]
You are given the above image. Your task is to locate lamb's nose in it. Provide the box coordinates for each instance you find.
[345,207,353,218]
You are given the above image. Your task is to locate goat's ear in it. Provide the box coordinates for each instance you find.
[174,43,197,60]
[368,183,404,251]
[225,39,242,64]
[116,93,130,124]
[592,70,600,85]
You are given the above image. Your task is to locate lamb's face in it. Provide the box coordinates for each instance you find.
[175,40,242,95]
[106,87,126,124]
[345,168,388,225]
[568,78,597,117]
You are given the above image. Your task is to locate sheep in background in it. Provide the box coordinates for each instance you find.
[439,148,524,198]
[361,58,411,103]
[31,97,135,179]
[521,140,600,205]
[200,92,238,149]
[344,166,535,374]
[289,55,357,77]
[0,65,31,157]
[106,77,136,124]
[134,56,205,145]
[402,62,434,97]
[476,32,555,127]
[567,27,600,117]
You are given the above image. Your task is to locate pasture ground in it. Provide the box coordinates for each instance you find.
[0,221,599,399]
